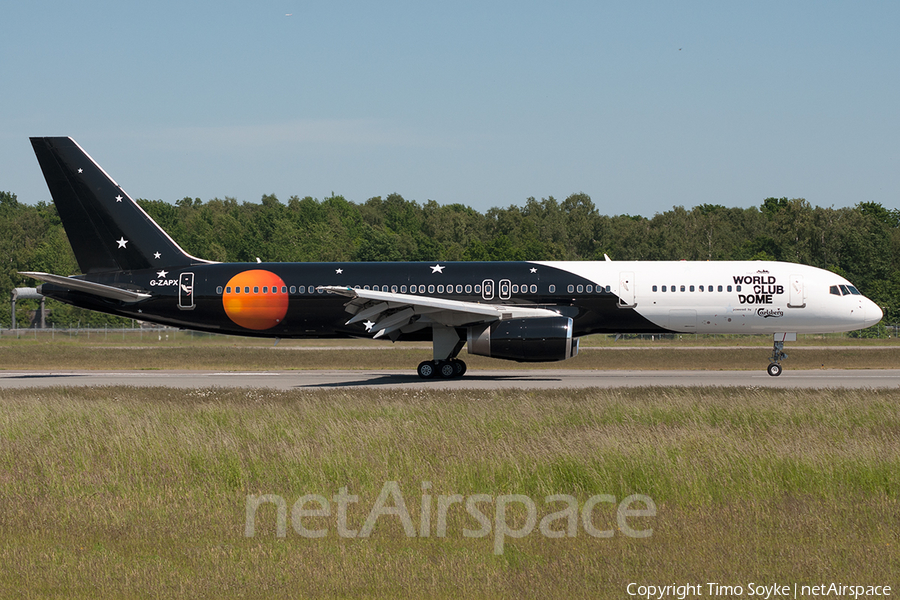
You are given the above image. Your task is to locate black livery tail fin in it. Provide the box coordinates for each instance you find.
[30,137,212,273]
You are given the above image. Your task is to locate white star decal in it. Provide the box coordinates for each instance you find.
[116,237,128,248]
[154,252,161,259]
[157,270,168,278]
[335,268,343,274]
[115,195,123,202]
[77,168,83,174]
[431,264,445,273]
[530,268,537,273]
[363,320,375,332]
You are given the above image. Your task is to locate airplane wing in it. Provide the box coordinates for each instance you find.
[19,272,151,303]
[318,285,562,339]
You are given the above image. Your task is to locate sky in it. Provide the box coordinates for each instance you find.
[3,1,899,216]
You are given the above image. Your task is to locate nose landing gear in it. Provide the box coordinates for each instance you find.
[767,333,795,376]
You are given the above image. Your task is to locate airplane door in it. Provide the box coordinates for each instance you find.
[482,279,495,300]
[178,272,195,310]
[788,274,805,308]
[618,271,636,308]
[499,279,511,300]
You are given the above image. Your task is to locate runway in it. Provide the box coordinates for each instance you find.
[1,369,899,389]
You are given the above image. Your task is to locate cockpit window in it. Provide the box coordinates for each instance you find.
[839,285,851,296]
[830,285,841,296]
[847,285,862,295]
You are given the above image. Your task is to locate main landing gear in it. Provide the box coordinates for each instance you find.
[416,326,468,379]
[417,359,467,379]
[766,333,794,376]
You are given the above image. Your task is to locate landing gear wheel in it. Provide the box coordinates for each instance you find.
[439,361,456,379]
[453,359,467,377]
[767,362,782,377]
[417,360,437,379]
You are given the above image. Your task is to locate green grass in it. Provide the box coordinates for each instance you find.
[0,335,898,371]
[0,386,897,598]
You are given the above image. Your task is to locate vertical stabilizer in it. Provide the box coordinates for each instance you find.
[30,137,210,273]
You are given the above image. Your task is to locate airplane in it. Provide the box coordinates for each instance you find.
[22,137,883,378]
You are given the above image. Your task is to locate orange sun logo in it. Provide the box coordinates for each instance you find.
[222,270,289,330]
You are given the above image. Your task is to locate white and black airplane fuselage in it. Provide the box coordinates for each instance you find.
[23,137,883,378]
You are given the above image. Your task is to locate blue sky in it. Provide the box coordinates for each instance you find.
[3,1,898,216]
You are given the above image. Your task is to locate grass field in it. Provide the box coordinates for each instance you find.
[1,333,898,372]
[1,386,897,598]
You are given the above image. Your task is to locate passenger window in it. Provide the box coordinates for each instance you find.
[530,285,537,293]
[401,285,407,293]
[568,284,574,293]
[465,284,472,293]
[606,286,611,293]
[689,285,695,292]
[671,286,676,292]
[512,284,519,293]
[717,285,723,292]
[549,284,556,293]
[428,285,435,293]
[475,285,481,293]
[680,285,685,292]
[456,285,463,293]
[437,285,444,293]
[263,286,268,294]
[661,285,666,292]
[281,286,287,294]
[392,285,398,293]
[727,285,732,292]
[586,285,593,293]
[736,285,741,292]
[577,285,584,293]
[225,286,231,293]
[363,285,370,291]
[245,287,250,294]
[217,286,223,294]
[290,286,296,294]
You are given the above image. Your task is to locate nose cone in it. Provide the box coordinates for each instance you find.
[864,298,883,328]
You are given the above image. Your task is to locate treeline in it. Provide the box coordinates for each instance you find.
[1,190,898,326]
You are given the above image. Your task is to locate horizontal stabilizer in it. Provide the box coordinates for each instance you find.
[19,272,151,303]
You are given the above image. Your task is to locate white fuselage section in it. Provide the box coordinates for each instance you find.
[538,260,882,335]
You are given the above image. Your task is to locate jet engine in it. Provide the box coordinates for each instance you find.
[467,316,579,362]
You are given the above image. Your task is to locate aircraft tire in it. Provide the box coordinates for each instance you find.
[454,360,467,377]
[417,361,437,379]
[439,361,456,378]
[767,363,782,377]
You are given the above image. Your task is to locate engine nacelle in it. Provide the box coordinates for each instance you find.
[467,316,579,362]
